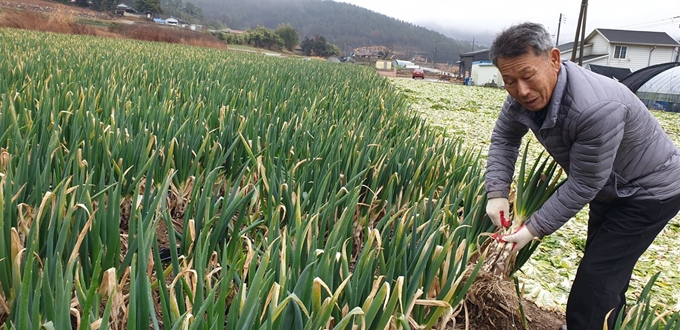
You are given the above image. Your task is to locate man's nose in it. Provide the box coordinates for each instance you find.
[517,80,530,97]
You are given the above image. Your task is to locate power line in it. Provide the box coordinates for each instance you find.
[616,16,680,29]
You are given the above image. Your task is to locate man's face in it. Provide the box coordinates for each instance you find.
[497,48,561,111]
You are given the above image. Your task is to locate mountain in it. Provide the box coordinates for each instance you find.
[190,0,475,63]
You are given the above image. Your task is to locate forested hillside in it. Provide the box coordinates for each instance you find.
[191,0,474,63]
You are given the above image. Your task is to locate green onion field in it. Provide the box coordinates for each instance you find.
[0,28,678,329]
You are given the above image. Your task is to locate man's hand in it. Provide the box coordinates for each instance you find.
[498,225,536,252]
[486,197,511,228]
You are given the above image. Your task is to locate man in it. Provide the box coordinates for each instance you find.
[483,22,680,329]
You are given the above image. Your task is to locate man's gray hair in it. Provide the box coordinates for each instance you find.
[488,22,554,66]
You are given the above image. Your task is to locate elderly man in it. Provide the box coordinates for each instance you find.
[484,22,680,329]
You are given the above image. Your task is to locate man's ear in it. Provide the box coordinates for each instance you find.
[549,48,561,71]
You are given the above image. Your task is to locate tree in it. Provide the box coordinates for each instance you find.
[135,0,162,14]
[245,26,284,50]
[300,35,340,57]
[325,43,340,56]
[183,3,202,18]
[275,24,299,52]
[161,0,203,23]
[91,0,117,11]
[161,0,182,11]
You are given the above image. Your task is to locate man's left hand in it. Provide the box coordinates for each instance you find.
[498,225,536,252]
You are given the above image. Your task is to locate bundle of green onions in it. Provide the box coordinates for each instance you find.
[484,142,565,277]
[466,142,565,327]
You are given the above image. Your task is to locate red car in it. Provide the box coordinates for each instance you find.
[412,68,425,79]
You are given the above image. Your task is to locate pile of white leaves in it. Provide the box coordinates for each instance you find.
[391,78,680,312]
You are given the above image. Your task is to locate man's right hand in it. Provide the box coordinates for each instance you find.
[486,197,511,228]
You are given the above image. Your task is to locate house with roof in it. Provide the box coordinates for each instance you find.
[457,49,490,78]
[165,17,179,26]
[115,0,145,16]
[456,49,504,86]
[115,2,136,15]
[559,28,680,72]
[352,46,391,59]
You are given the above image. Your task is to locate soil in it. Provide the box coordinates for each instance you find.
[0,0,569,327]
[457,269,566,330]
[451,299,565,330]
[522,301,566,330]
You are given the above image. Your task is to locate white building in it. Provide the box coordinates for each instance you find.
[559,28,680,72]
[394,59,419,69]
[165,17,179,26]
[470,61,503,87]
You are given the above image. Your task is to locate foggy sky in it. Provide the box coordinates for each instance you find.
[339,0,680,43]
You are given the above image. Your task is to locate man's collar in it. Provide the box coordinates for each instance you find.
[541,62,568,129]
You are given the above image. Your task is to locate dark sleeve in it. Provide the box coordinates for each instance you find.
[485,96,529,199]
[525,101,627,237]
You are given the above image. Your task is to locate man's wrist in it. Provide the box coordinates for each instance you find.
[487,191,509,199]
[524,222,541,237]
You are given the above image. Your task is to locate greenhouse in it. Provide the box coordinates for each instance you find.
[620,62,680,112]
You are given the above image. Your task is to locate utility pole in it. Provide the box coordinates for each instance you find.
[571,0,589,65]
[676,18,679,62]
[578,4,588,66]
[434,40,438,66]
[471,37,475,52]
[556,13,566,46]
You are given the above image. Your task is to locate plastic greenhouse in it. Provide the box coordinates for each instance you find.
[620,62,680,113]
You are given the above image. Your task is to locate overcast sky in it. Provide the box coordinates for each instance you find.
[339,0,680,45]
